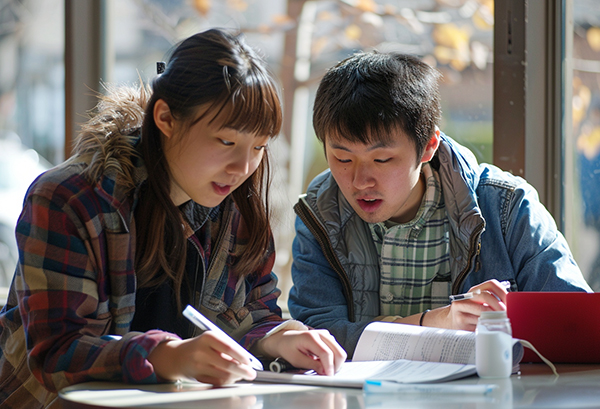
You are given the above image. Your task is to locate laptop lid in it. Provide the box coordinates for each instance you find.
[506,292,600,363]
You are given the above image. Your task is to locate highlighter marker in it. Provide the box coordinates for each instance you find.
[363,380,497,395]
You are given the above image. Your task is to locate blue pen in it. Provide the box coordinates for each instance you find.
[364,380,497,395]
[182,305,264,371]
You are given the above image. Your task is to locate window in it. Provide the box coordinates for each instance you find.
[566,0,600,290]
[0,0,63,291]
[11,1,597,299]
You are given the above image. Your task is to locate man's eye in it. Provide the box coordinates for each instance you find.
[220,139,234,146]
[254,145,266,151]
[337,158,351,163]
[375,158,391,163]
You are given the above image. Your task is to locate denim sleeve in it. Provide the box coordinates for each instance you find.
[480,179,592,292]
[288,216,372,357]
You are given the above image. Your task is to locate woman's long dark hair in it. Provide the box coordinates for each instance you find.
[135,29,282,307]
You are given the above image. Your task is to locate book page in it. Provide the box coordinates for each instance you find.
[353,322,476,365]
[254,360,476,389]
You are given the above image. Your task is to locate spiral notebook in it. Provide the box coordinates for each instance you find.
[506,292,600,363]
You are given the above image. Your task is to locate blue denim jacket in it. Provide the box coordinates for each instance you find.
[288,134,591,357]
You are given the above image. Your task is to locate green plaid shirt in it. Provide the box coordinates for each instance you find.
[370,163,451,317]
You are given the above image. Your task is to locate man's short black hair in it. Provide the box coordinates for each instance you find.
[313,51,442,159]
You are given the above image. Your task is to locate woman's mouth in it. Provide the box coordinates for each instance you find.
[212,182,231,196]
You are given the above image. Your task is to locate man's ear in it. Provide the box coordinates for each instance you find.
[154,99,174,139]
[421,129,441,163]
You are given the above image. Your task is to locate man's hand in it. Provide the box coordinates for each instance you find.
[433,279,509,331]
[392,279,509,331]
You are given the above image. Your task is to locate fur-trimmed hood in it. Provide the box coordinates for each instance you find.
[72,83,151,190]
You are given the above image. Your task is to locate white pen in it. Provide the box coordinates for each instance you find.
[182,304,264,371]
[449,289,481,301]
[449,280,511,302]
[363,380,497,395]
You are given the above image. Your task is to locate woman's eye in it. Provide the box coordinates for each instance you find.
[254,145,266,151]
[220,139,234,146]
[375,158,391,163]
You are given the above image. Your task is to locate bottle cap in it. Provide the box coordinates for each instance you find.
[479,311,508,320]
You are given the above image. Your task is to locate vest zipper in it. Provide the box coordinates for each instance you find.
[294,199,355,321]
[451,222,485,294]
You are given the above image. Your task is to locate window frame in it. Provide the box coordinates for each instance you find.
[493,0,568,230]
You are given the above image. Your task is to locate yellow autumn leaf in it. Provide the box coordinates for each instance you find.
[228,0,248,12]
[572,84,591,126]
[434,45,470,71]
[473,4,494,31]
[383,4,396,15]
[272,14,293,25]
[433,46,454,65]
[433,24,471,50]
[478,0,494,10]
[356,0,377,13]
[345,24,362,41]
[257,24,270,34]
[317,11,334,21]
[193,0,211,16]
[580,84,592,109]
[577,127,600,159]
[450,58,468,71]
[312,37,328,57]
[587,27,600,52]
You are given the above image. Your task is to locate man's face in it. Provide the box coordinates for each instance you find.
[325,130,438,224]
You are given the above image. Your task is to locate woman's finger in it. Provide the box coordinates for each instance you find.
[200,331,253,367]
[312,330,347,372]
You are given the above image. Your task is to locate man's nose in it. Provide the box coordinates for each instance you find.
[352,163,376,190]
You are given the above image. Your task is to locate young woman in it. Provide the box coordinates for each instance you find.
[0,29,345,408]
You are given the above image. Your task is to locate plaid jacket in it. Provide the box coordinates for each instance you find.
[0,87,284,408]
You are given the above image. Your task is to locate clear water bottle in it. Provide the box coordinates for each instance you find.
[475,310,513,378]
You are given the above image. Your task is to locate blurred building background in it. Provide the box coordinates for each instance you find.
[0,0,599,304]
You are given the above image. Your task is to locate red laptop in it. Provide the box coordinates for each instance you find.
[506,292,600,363]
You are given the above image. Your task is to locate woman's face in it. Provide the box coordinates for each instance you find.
[160,104,269,208]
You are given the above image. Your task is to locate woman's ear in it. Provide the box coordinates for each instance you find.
[154,99,174,139]
[421,128,441,163]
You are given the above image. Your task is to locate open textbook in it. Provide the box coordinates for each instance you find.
[255,322,527,389]
[354,322,523,370]
[254,359,477,389]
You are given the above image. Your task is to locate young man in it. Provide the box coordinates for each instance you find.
[288,51,592,357]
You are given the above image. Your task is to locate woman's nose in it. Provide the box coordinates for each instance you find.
[225,148,254,176]
[226,160,249,177]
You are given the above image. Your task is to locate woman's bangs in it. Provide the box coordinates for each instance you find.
[220,76,282,138]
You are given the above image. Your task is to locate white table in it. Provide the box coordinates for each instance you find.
[59,364,600,409]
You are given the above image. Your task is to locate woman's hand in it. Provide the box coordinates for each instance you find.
[256,329,347,376]
[147,331,257,386]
